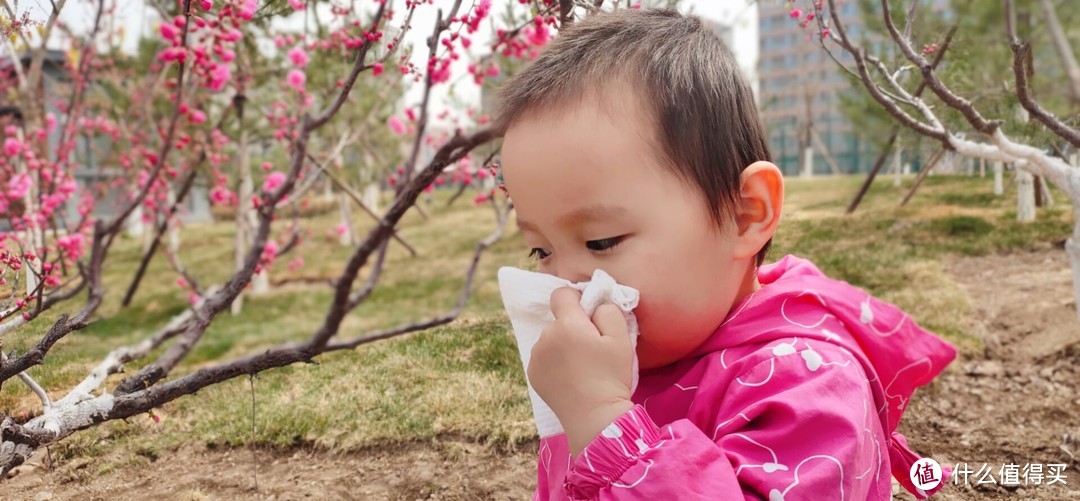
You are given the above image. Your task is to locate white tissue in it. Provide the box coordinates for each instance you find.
[497,267,640,438]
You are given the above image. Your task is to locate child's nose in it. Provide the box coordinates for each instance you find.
[553,262,592,284]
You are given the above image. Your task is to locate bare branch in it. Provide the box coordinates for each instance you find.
[877,0,1002,135]
[121,167,200,307]
[902,0,918,41]
[1038,0,1080,106]
[0,350,50,408]
[307,127,495,352]
[313,154,418,257]
[0,315,82,387]
[1006,0,1080,148]
[328,202,513,352]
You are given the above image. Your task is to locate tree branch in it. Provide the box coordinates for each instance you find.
[1005,0,1080,148]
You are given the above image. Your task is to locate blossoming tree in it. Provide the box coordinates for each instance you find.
[0,0,583,474]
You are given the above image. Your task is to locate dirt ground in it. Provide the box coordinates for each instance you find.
[4,248,1079,500]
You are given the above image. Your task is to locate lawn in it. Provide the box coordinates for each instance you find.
[0,171,1073,478]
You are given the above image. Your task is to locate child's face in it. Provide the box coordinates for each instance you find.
[501,94,760,370]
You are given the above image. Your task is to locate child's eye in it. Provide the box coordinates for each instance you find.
[586,236,623,252]
[528,248,551,260]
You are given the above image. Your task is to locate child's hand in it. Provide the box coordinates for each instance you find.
[528,287,635,457]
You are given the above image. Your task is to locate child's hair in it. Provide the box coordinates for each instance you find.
[495,8,773,266]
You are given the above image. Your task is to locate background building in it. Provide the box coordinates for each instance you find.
[757,0,878,175]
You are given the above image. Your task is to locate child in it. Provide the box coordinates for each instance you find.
[493,8,957,501]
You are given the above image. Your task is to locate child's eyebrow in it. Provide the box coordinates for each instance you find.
[517,205,627,234]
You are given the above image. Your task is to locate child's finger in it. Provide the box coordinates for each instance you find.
[549,287,588,322]
[591,303,629,341]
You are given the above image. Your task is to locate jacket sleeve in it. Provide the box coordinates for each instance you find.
[557,350,884,500]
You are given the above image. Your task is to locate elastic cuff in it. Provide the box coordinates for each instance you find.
[564,405,663,499]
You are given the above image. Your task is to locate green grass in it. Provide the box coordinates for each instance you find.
[1,173,1073,464]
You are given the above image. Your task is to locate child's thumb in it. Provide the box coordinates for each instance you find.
[591,303,629,341]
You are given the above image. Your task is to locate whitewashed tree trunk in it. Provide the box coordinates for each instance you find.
[363,183,380,213]
[979,158,986,177]
[892,149,902,187]
[801,146,814,178]
[338,193,356,247]
[232,125,253,315]
[993,161,1004,195]
[1068,215,1080,319]
[126,205,145,238]
[1016,170,1036,222]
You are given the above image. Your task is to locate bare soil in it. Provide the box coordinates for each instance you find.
[4,248,1079,500]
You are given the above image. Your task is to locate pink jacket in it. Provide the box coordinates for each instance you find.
[535,255,957,500]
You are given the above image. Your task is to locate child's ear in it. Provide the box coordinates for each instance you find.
[733,161,784,259]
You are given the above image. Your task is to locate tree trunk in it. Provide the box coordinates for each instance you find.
[801,146,814,178]
[232,108,253,316]
[993,161,1004,195]
[127,205,145,238]
[893,149,903,187]
[979,158,986,177]
[338,193,356,247]
[1034,176,1044,207]
[1039,175,1054,207]
[846,133,898,214]
[1067,213,1080,318]
[1016,170,1036,222]
[363,183,380,213]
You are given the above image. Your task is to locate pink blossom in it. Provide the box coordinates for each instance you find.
[405,107,416,121]
[790,8,803,19]
[473,193,488,205]
[239,0,257,20]
[335,223,348,236]
[261,162,272,172]
[188,293,201,305]
[57,233,85,261]
[189,109,207,124]
[388,116,407,135]
[288,47,309,68]
[176,277,189,288]
[7,173,32,199]
[372,62,384,76]
[223,29,243,43]
[525,23,550,47]
[219,48,236,63]
[200,0,213,11]
[287,256,304,272]
[4,137,23,156]
[210,186,235,206]
[286,69,306,91]
[263,171,286,192]
[58,180,77,195]
[806,12,816,21]
[260,240,279,264]
[160,22,179,41]
[208,63,231,91]
[288,0,305,10]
